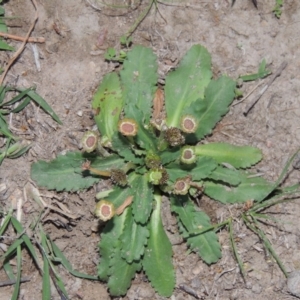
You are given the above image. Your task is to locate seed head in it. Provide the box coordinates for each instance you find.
[173,177,191,195]
[95,200,115,221]
[110,169,127,186]
[118,118,138,136]
[165,127,185,147]
[180,115,198,133]
[82,131,98,153]
[180,146,197,164]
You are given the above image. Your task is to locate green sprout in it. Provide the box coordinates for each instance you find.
[30,44,297,297]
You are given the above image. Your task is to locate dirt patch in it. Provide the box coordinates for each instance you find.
[1,0,300,299]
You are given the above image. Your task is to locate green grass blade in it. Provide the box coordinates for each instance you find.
[3,261,16,280]
[243,214,288,277]
[0,209,12,236]
[41,233,51,300]
[25,89,62,125]
[6,143,31,159]
[10,97,31,113]
[11,245,22,300]
[50,239,98,280]
[1,238,23,260]
[10,217,40,269]
[0,85,7,105]
[1,87,32,107]
[0,113,16,139]
[229,219,246,279]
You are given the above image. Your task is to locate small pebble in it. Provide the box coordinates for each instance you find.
[252,283,262,294]
[287,270,300,297]
[192,265,201,275]
[77,110,83,117]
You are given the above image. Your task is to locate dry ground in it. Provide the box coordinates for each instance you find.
[1,0,300,299]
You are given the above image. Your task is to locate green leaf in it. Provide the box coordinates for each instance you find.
[98,212,128,280]
[120,45,158,123]
[184,76,236,142]
[111,133,143,164]
[165,163,191,182]
[108,251,141,296]
[0,39,14,51]
[207,166,242,186]
[31,152,125,191]
[105,184,134,208]
[92,72,123,144]
[171,196,221,264]
[124,104,157,151]
[165,44,212,128]
[119,207,149,263]
[0,7,5,16]
[143,193,175,297]
[189,156,217,180]
[195,143,262,168]
[165,156,217,182]
[131,174,153,224]
[204,173,273,203]
[160,148,181,165]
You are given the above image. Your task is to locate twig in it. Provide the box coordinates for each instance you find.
[232,80,264,106]
[243,61,288,115]
[30,43,41,72]
[0,0,39,86]
[0,277,31,287]
[0,32,45,43]
[178,284,200,299]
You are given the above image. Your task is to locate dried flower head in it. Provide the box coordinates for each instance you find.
[173,177,191,195]
[110,169,128,186]
[95,200,115,221]
[180,146,197,164]
[82,131,98,153]
[180,115,198,133]
[164,127,185,147]
[118,118,138,136]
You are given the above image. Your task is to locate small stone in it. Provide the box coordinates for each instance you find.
[287,270,300,297]
[192,265,201,275]
[252,283,262,294]
[190,276,202,288]
[77,110,83,117]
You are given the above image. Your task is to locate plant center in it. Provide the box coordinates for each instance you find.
[122,123,134,133]
[184,118,194,131]
[184,149,193,160]
[175,181,185,191]
[101,205,111,217]
[86,136,96,147]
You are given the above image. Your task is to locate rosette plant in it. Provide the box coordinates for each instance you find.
[31,45,274,296]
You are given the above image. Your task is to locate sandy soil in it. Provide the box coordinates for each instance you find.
[1,0,300,299]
